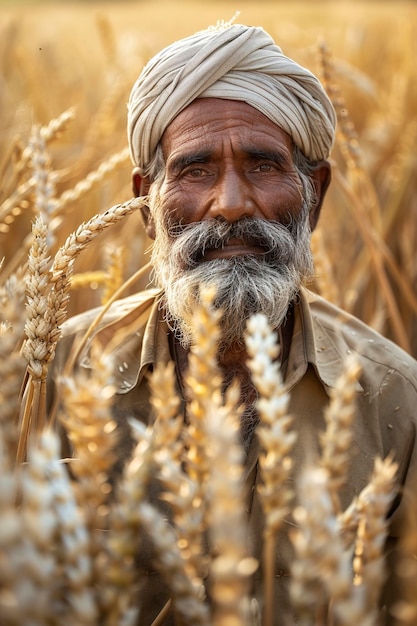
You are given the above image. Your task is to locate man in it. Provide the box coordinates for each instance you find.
[56,22,417,624]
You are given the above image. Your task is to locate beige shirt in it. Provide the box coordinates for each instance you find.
[55,287,417,625]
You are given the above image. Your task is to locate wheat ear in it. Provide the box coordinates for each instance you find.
[319,353,362,513]
[0,427,23,625]
[328,455,398,625]
[45,429,98,626]
[290,464,353,626]
[245,312,296,626]
[16,429,63,625]
[150,361,208,589]
[185,287,256,625]
[18,217,54,460]
[49,197,141,341]
[352,456,398,609]
[103,420,156,625]
[58,342,125,622]
[55,147,130,214]
[0,271,27,456]
[21,197,143,451]
[105,413,205,626]
[0,109,74,227]
[183,285,222,492]
[58,341,117,523]
[207,378,257,626]
[101,245,126,304]
[29,124,59,234]
[137,500,210,625]
[150,359,236,626]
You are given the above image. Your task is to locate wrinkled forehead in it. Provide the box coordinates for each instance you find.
[160,98,296,162]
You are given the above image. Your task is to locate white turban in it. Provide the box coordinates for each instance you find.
[127,23,336,174]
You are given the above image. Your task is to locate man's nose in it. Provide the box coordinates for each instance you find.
[208,170,256,222]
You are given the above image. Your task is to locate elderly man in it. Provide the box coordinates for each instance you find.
[56,22,417,625]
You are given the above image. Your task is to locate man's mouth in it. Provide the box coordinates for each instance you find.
[200,237,265,262]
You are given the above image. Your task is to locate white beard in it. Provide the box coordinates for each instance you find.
[149,201,314,350]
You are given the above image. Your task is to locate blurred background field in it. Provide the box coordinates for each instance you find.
[1,0,416,356]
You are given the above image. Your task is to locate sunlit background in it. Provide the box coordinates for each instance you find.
[1,0,416,356]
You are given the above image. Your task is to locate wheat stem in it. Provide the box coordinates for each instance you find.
[334,168,410,352]
[55,148,130,213]
[245,313,296,626]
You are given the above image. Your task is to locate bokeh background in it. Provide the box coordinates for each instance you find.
[1,0,416,356]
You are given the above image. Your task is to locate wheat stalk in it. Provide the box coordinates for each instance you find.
[137,500,209,625]
[333,168,410,353]
[58,341,117,523]
[17,429,63,625]
[45,430,98,626]
[290,465,352,626]
[0,428,23,625]
[183,285,222,493]
[101,245,126,305]
[0,271,27,455]
[103,420,155,626]
[0,109,74,226]
[149,360,208,591]
[319,353,362,513]
[206,377,257,626]
[318,41,410,352]
[310,227,340,305]
[58,342,127,623]
[352,456,398,609]
[245,313,296,626]
[50,197,142,334]
[17,197,143,461]
[19,217,54,458]
[55,147,130,214]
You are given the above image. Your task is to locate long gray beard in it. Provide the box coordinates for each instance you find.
[150,208,314,350]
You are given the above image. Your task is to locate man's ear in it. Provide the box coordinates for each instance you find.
[308,160,331,231]
[132,167,156,240]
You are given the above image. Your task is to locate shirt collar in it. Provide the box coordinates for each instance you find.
[84,288,167,393]
[286,287,363,394]
[106,287,362,395]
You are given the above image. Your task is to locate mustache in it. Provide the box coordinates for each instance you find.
[165,216,304,269]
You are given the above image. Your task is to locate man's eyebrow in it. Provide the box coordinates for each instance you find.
[243,147,289,164]
[168,150,212,172]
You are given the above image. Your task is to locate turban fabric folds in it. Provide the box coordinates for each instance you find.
[127,23,337,174]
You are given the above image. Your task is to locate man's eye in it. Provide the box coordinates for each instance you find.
[182,167,208,178]
[255,163,274,172]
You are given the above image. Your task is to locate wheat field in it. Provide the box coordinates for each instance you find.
[1,1,417,625]
[1,0,416,353]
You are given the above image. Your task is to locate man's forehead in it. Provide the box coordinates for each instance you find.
[161,98,295,157]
